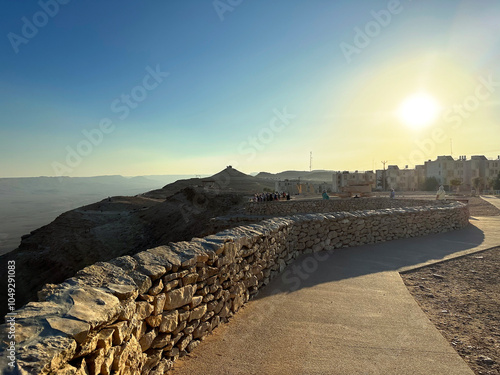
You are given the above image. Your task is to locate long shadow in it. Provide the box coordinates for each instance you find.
[252,222,487,300]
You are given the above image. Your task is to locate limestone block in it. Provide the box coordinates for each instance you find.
[202,311,215,322]
[146,314,163,328]
[105,283,138,300]
[243,275,258,288]
[164,285,195,310]
[117,299,136,321]
[182,273,199,285]
[165,347,180,361]
[46,317,90,344]
[202,294,215,303]
[186,340,200,353]
[177,333,193,351]
[148,279,164,296]
[139,329,158,351]
[135,301,154,320]
[183,320,200,335]
[95,328,114,352]
[163,272,180,282]
[176,310,189,323]
[163,279,179,292]
[107,321,128,346]
[15,335,77,375]
[159,310,179,333]
[107,256,137,272]
[128,270,152,295]
[210,315,220,331]
[172,321,187,336]
[219,301,231,318]
[101,347,115,375]
[191,321,211,342]
[153,293,166,315]
[189,295,203,308]
[150,359,173,375]
[65,287,121,329]
[151,332,172,349]
[87,348,105,375]
[132,320,147,340]
[112,336,145,373]
[142,348,163,374]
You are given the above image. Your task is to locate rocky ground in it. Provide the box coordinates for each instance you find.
[0,188,248,318]
[466,197,500,217]
[398,193,500,217]
[401,246,500,375]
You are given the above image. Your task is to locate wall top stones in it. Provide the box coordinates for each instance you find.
[244,197,442,217]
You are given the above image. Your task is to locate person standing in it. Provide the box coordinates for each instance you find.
[436,185,446,200]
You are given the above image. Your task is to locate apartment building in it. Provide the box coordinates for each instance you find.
[331,170,376,193]
[426,155,500,190]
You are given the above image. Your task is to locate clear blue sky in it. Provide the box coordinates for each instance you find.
[1,0,499,177]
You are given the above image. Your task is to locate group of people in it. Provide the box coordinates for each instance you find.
[253,192,290,202]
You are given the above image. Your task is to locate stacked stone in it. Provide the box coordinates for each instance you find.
[0,202,468,375]
[244,197,442,216]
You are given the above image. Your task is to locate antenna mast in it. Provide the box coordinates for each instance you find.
[381,160,388,191]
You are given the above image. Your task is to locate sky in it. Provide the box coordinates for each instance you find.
[1,0,500,177]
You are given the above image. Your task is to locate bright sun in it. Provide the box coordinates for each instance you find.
[397,93,441,129]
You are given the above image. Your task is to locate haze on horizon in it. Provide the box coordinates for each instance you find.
[1,0,500,178]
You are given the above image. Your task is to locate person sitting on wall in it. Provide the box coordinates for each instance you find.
[322,191,330,200]
[436,185,446,201]
[390,189,395,199]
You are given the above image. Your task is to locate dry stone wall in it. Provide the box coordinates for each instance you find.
[1,200,469,375]
[244,197,442,216]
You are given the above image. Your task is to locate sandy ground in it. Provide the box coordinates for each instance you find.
[401,246,500,375]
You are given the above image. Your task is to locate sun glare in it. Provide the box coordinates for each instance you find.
[397,93,441,129]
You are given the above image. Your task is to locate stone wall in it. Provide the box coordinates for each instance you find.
[244,197,441,216]
[1,201,469,375]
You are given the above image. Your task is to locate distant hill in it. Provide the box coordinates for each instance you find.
[144,166,275,198]
[256,170,335,182]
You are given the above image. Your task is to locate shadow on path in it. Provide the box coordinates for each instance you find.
[254,221,486,300]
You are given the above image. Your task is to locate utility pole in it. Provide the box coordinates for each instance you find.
[309,151,312,172]
[450,138,453,156]
[381,160,388,191]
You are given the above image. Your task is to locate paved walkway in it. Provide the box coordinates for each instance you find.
[171,215,500,375]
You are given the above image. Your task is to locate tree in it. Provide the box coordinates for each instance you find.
[450,178,462,193]
[422,177,439,191]
[472,177,484,193]
[494,172,500,191]
[377,175,389,191]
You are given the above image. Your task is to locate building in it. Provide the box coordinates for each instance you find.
[377,165,420,191]
[332,171,376,193]
[485,158,500,188]
[424,155,500,191]
[424,155,456,187]
[275,179,331,195]
[379,155,500,191]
